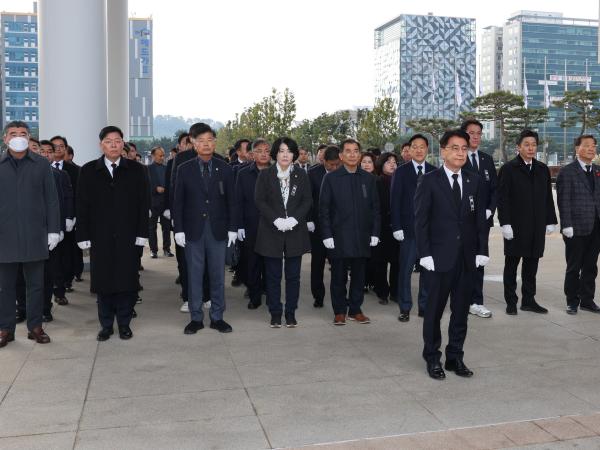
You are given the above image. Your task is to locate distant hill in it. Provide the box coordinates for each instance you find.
[153,115,224,137]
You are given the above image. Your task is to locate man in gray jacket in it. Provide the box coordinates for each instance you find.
[0,121,60,347]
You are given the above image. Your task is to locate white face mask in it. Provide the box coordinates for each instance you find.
[8,137,29,152]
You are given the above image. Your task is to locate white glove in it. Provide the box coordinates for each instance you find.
[227,231,237,247]
[48,233,60,251]
[420,256,435,271]
[77,240,91,250]
[307,222,315,232]
[370,236,379,247]
[476,255,490,268]
[546,224,556,234]
[175,232,186,247]
[285,217,298,230]
[562,227,574,238]
[148,210,152,218]
[323,238,335,249]
[163,209,171,220]
[274,218,287,231]
[59,231,64,242]
[393,230,404,242]
[135,237,147,246]
[501,224,514,240]
[65,218,75,232]
[486,209,492,220]
[237,229,246,241]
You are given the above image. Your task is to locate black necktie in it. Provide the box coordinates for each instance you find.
[55,162,60,170]
[586,165,594,192]
[471,153,479,172]
[527,163,532,172]
[452,173,461,208]
[417,165,423,178]
[202,162,209,189]
[111,163,117,178]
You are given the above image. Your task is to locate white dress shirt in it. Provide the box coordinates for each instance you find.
[105,157,121,177]
[577,157,592,172]
[53,160,64,170]
[468,150,480,168]
[443,165,462,197]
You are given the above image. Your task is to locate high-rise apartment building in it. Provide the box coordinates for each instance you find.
[129,17,153,139]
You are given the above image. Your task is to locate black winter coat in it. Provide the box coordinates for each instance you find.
[254,164,312,258]
[76,157,149,294]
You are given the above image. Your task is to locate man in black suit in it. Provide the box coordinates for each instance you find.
[235,138,270,309]
[307,145,340,308]
[415,129,489,380]
[172,123,237,334]
[391,134,435,322]
[319,139,380,325]
[460,119,498,319]
[556,135,600,315]
[295,147,311,172]
[498,129,558,315]
[148,146,172,258]
[76,126,149,341]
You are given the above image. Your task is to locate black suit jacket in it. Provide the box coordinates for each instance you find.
[308,164,326,226]
[415,168,488,272]
[463,150,497,227]
[62,161,80,215]
[148,162,167,213]
[167,149,196,210]
[235,162,263,239]
[556,160,600,236]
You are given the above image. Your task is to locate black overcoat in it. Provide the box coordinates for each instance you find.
[76,157,149,294]
[497,155,557,258]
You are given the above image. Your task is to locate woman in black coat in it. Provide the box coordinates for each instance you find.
[372,152,399,304]
[254,137,312,328]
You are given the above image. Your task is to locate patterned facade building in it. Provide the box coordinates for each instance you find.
[374,13,476,133]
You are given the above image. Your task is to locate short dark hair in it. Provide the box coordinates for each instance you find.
[98,126,123,141]
[375,152,399,175]
[367,147,381,156]
[40,139,55,150]
[3,120,30,134]
[270,137,299,161]
[460,118,484,132]
[177,132,190,145]
[50,135,68,147]
[360,151,375,164]
[340,138,361,152]
[323,145,340,161]
[189,122,216,139]
[29,137,40,146]
[401,142,410,149]
[408,133,429,148]
[575,134,597,147]
[316,144,328,152]
[440,129,470,148]
[251,138,269,151]
[170,147,178,154]
[516,129,539,146]
[128,142,137,151]
[66,145,74,156]
[234,139,250,151]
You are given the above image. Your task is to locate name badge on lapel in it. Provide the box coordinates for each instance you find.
[484,169,490,181]
[469,195,475,212]
[291,185,297,197]
[362,184,367,199]
[218,180,224,195]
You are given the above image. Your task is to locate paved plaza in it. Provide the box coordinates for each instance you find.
[2,228,600,449]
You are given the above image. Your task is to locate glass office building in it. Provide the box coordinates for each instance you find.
[1,9,38,135]
[129,18,153,139]
[374,13,476,133]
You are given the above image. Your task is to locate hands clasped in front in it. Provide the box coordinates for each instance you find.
[273,217,298,232]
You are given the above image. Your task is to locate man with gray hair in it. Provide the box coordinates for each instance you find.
[0,121,61,347]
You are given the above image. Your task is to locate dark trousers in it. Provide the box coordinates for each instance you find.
[310,232,327,302]
[17,253,58,316]
[149,211,172,253]
[330,257,365,315]
[61,231,76,286]
[365,257,376,288]
[264,255,302,316]
[0,260,45,332]
[73,244,84,279]
[235,240,247,285]
[246,236,265,306]
[422,255,471,363]
[471,266,485,305]
[397,237,428,312]
[97,291,136,329]
[372,240,399,300]
[184,225,226,322]
[564,221,600,307]
[176,242,188,302]
[504,255,539,306]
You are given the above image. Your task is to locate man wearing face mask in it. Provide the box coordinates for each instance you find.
[0,121,61,347]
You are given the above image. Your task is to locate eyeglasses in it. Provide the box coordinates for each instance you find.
[445,145,468,153]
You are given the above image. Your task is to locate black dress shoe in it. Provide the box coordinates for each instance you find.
[445,359,474,377]
[506,304,518,315]
[580,302,600,313]
[132,309,138,318]
[150,252,158,259]
[118,326,133,340]
[427,361,446,380]
[313,299,324,308]
[164,250,174,257]
[210,319,233,333]
[65,286,74,293]
[55,296,69,305]
[231,276,242,287]
[42,313,54,323]
[97,328,114,341]
[175,276,181,285]
[521,302,548,314]
[74,275,84,282]
[247,302,261,310]
[270,315,282,328]
[378,296,389,305]
[15,311,26,324]
[418,309,425,318]
[566,305,578,315]
[184,320,204,334]
[285,313,298,328]
[139,265,144,271]
[398,311,410,322]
